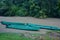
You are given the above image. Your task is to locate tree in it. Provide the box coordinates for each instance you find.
[0,0,60,18]
[57,0,60,18]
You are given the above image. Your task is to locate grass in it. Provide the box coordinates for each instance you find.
[0,33,32,40]
[45,30,60,40]
[0,33,54,40]
[0,31,60,40]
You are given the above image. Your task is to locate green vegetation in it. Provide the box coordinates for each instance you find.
[41,30,60,40]
[0,33,41,40]
[0,33,33,40]
[0,32,60,40]
[0,0,60,18]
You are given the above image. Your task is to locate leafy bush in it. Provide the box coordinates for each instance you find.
[16,7,28,16]
[0,0,60,18]
[4,5,19,16]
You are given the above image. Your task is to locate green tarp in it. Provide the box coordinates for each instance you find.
[1,21,25,25]
[28,23,60,30]
[7,25,40,31]
[1,21,60,31]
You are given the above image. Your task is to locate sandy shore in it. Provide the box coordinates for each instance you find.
[0,17,60,34]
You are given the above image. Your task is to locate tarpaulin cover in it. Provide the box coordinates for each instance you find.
[1,21,60,31]
[7,25,40,31]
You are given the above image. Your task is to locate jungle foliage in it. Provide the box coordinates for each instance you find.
[0,0,60,18]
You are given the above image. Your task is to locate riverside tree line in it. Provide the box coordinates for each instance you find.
[0,0,60,18]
